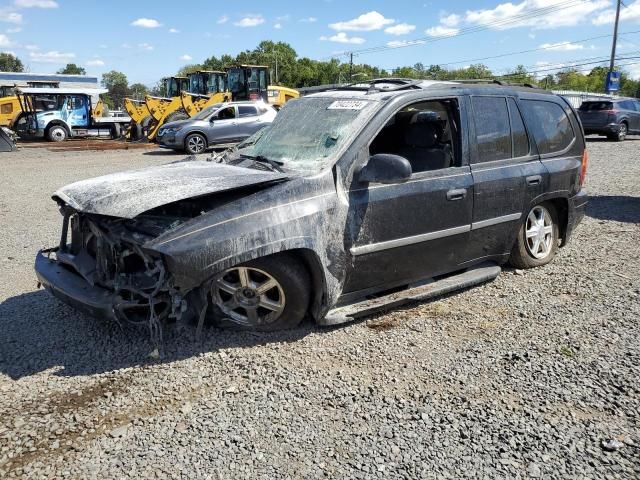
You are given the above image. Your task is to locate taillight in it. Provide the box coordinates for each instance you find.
[579,149,588,186]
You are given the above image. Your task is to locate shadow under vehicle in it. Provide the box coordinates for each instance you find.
[35,79,588,335]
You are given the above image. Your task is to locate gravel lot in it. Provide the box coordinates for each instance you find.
[1,140,638,479]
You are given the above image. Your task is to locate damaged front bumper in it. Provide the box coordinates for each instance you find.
[36,248,119,321]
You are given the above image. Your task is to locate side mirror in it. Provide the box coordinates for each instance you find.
[358,154,412,184]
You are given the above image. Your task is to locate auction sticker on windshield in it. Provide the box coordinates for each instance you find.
[327,100,369,110]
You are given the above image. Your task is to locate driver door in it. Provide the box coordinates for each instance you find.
[343,97,474,294]
[61,95,88,127]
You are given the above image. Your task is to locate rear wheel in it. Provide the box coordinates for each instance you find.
[110,123,122,139]
[46,125,67,142]
[608,122,627,141]
[184,133,207,154]
[211,255,310,331]
[509,203,559,269]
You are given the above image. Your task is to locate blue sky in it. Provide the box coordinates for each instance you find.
[2,0,640,85]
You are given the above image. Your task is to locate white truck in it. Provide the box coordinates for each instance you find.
[12,87,131,142]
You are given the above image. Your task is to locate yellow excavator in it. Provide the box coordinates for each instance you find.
[180,70,231,117]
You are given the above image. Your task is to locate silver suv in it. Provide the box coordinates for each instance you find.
[157,101,278,154]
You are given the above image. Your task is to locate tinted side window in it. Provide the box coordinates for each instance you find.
[620,100,636,111]
[238,105,258,117]
[508,98,529,158]
[520,100,575,155]
[472,96,511,162]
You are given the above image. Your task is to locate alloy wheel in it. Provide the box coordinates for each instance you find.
[525,205,554,259]
[213,266,286,327]
[187,135,205,153]
[618,123,627,141]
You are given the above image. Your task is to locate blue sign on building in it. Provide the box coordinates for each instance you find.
[605,71,621,92]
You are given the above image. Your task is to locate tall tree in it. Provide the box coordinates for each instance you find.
[129,82,149,100]
[101,70,129,108]
[0,53,24,72]
[57,63,86,75]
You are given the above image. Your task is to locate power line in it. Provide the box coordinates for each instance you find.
[497,54,640,78]
[435,30,640,68]
[328,0,586,59]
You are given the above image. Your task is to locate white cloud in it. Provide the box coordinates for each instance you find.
[130,18,162,28]
[14,0,58,7]
[539,41,584,51]
[0,34,10,47]
[7,27,21,33]
[441,13,461,27]
[384,23,416,35]
[234,15,265,27]
[465,0,610,30]
[180,54,192,61]
[168,28,179,33]
[29,50,75,63]
[329,11,394,31]
[593,1,640,25]
[25,44,38,50]
[0,9,22,24]
[86,59,105,67]
[425,25,459,37]
[320,32,366,44]
[625,62,640,80]
[217,15,229,24]
[300,17,317,23]
[138,43,153,51]
[274,23,282,29]
[386,39,426,48]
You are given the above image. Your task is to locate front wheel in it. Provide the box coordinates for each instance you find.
[509,203,559,269]
[211,255,310,331]
[184,133,207,154]
[47,125,67,142]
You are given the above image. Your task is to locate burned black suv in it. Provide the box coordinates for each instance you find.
[36,79,587,333]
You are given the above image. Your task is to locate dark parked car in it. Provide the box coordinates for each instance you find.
[157,101,277,154]
[578,98,640,141]
[36,79,587,333]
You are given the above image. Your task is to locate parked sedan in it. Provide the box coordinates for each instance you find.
[578,98,640,141]
[157,101,277,154]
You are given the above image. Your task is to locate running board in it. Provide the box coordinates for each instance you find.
[320,263,502,326]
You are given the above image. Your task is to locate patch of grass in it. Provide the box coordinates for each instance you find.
[559,345,576,358]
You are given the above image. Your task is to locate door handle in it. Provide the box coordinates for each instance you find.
[526,175,542,186]
[446,188,467,201]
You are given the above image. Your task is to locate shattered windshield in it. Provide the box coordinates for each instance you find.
[236,97,377,174]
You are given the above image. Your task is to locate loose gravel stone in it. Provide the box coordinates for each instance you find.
[1,139,639,479]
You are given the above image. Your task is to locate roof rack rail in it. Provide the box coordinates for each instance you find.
[451,79,542,89]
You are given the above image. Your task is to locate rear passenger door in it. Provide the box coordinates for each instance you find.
[466,95,547,264]
[236,105,261,139]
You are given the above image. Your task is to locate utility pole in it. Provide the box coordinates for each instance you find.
[607,0,622,93]
[349,53,353,82]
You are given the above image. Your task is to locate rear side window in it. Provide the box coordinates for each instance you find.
[238,105,258,117]
[579,101,612,111]
[619,100,636,111]
[472,96,511,162]
[508,98,529,158]
[520,100,575,155]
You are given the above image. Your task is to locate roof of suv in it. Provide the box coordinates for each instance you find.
[305,78,554,101]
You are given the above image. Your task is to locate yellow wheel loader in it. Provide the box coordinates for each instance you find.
[0,95,21,127]
[144,76,190,141]
[123,98,152,140]
[226,65,299,108]
[180,70,231,117]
